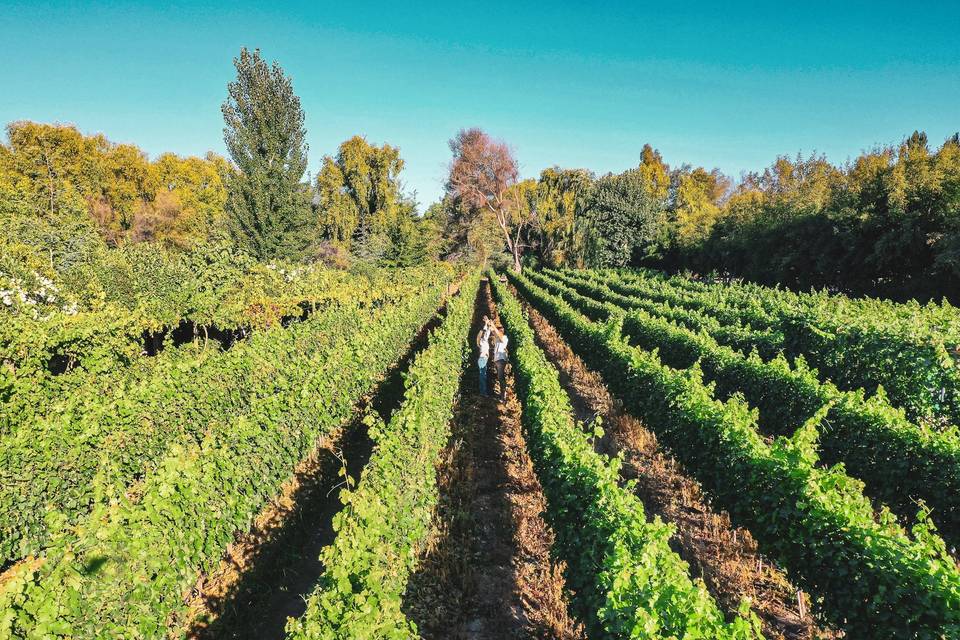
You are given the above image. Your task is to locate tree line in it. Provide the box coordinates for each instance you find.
[2,47,957,301]
[0,48,437,271]
[675,132,960,301]
[439,127,960,302]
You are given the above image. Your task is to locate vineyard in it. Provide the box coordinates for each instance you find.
[4,3,958,635]
[2,263,960,639]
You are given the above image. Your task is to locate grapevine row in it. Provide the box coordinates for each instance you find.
[0,271,453,638]
[0,265,454,436]
[606,266,960,332]
[530,268,960,546]
[0,302,397,567]
[511,270,960,638]
[563,268,960,426]
[547,269,783,356]
[0,267,453,566]
[489,275,761,638]
[286,272,482,638]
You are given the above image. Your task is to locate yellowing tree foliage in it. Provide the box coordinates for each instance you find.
[315,135,405,252]
[671,167,729,246]
[133,152,230,248]
[0,121,229,249]
[638,144,670,201]
[531,167,594,267]
[679,132,960,301]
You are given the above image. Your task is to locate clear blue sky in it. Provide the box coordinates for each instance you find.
[2,1,958,208]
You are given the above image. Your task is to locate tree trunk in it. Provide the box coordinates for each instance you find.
[492,202,524,272]
[511,221,524,272]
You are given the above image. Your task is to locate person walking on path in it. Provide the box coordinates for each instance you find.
[477,316,493,395]
[492,324,509,402]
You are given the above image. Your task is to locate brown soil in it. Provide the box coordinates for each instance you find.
[518,292,840,640]
[404,279,584,640]
[173,421,372,639]
[0,555,43,592]
[173,294,454,640]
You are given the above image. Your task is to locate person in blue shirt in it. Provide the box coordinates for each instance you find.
[476,316,492,395]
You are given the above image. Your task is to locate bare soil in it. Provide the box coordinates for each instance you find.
[173,297,452,639]
[404,279,584,640]
[174,421,372,639]
[519,292,840,640]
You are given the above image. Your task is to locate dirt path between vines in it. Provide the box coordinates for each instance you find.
[173,295,453,640]
[518,292,840,640]
[405,279,584,640]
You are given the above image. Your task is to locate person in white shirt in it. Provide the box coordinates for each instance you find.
[492,324,509,402]
[476,316,492,396]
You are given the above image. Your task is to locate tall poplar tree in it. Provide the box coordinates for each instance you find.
[221,48,313,260]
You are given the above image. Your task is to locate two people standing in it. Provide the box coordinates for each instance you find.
[476,315,508,401]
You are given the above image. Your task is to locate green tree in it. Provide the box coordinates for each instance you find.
[680,132,960,301]
[418,200,450,261]
[221,48,313,260]
[380,198,429,268]
[933,135,960,281]
[670,166,729,247]
[531,167,594,267]
[582,168,665,267]
[314,135,405,258]
[466,209,509,267]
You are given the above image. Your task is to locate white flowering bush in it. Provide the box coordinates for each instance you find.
[265,261,314,282]
[0,270,78,319]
